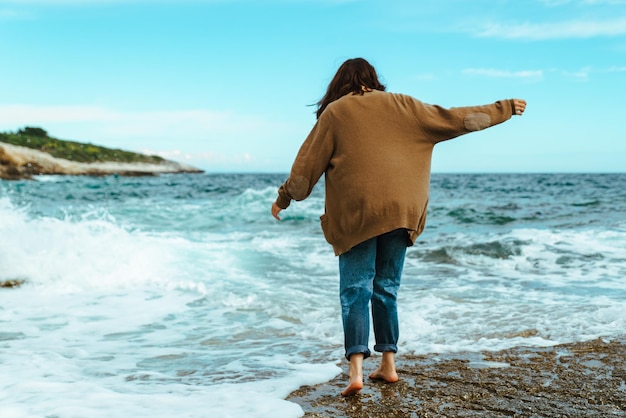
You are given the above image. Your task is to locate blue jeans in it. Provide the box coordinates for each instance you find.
[338,228,408,360]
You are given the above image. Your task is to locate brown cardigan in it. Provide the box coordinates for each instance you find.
[275,90,515,255]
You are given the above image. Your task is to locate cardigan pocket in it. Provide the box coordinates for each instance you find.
[416,198,429,235]
[319,214,335,245]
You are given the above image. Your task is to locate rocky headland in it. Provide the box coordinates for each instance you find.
[0,127,203,180]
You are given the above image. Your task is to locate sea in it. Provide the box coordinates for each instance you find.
[1,172,625,418]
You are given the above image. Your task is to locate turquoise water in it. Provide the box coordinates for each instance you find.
[1,173,625,417]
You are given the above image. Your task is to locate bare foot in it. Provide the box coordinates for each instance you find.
[341,378,364,397]
[368,352,399,383]
[368,367,398,383]
[341,353,364,397]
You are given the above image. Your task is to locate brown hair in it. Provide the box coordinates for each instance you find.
[315,58,386,119]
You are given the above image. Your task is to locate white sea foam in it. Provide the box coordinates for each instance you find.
[399,226,626,354]
[1,199,177,291]
[0,197,340,417]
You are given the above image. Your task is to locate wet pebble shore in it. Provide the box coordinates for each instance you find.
[287,337,626,417]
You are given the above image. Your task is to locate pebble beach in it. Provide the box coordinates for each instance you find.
[288,337,626,417]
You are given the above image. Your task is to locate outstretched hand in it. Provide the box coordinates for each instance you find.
[513,99,527,116]
[271,202,282,221]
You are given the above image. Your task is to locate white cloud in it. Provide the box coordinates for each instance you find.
[0,104,117,124]
[0,0,354,4]
[478,17,626,39]
[561,67,591,80]
[413,73,438,81]
[0,0,96,3]
[557,65,626,80]
[463,68,544,79]
[0,8,31,18]
[580,0,626,4]
[535,0,626,7]
[0,103,299,171]
[0,104,282,139]
[0,0,226,3]
[464,66,624,82]
[138,148,261,171]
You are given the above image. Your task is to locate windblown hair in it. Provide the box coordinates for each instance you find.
[316,58,386,119]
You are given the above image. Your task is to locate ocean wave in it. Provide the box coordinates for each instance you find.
[409,228,626,286]
[0,197,196,291]
[570,199,601,207]
[414,239,527,264]
[445,208,518,225]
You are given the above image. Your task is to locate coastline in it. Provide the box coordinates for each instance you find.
[287,337,626,417]
[0,142,203,179]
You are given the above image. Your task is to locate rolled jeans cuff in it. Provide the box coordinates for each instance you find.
[374,343,398,353]
[345,345,371,361]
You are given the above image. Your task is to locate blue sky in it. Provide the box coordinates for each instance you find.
[1,0,624,173]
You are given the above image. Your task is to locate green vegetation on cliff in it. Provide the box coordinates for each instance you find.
[0,127,164,164]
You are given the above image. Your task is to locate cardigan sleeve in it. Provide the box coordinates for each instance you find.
[275,115,334,209]
[410,98,515,144]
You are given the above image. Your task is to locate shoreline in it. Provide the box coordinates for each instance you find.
[287,337,626,417]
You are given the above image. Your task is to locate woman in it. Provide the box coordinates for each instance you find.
[271,58,526,396]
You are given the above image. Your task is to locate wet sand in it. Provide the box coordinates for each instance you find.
[287,337,626,417]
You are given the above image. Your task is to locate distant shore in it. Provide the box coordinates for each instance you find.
[288,337,626,417]
[0,142,203,180]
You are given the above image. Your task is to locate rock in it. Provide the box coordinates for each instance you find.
[0,279,26,288]
[0,142,203,180]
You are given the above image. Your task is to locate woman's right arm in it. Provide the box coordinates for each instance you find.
[412,98,525,144]
[274,116,335,211]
